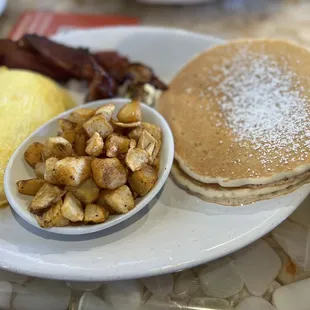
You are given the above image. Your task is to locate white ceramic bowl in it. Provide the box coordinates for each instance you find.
[4,99,174,235]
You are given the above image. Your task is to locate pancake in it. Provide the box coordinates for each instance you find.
[158,39,310,187]
[171,162,310,206]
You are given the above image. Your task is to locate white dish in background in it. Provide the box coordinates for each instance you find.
[5,99,174,235]
[0,26,309,281]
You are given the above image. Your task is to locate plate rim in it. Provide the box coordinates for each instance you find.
[0,26,308,281]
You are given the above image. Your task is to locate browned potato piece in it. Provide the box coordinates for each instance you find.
[44,157,59,184]
[29,183,66,214]
[104,185,135,214]
[152,155,160,172]
[128,127,143,141]
[125,148,148,172]
[85,132,104,157]
[66,178,99,205]
[91,158,127,189]
[42,137,73,160]
[105,133,130,158]
[54,157,91,186]
[83,114,113,139]
[74,126,88,156]
[58,118,76,131]
[111,119,141,128]
[95,103,116,121]
[68,108,95,125]
[138,130,160,164]
[60,129,76,145]
[117,100,141,123]
[142,122,162,141]
[61,192,84,222]
[35,162,46,179]
[128,165,157,197]
[24,142,44,168]
[84,204,109,224]
[17,179,45,196]
[96,190,116,215]
[36,200,70,228]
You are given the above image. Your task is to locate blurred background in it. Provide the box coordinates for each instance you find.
[0,0,309,48]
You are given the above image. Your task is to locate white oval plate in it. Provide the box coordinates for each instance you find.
[0,27,309,281]
[5,99,174,235]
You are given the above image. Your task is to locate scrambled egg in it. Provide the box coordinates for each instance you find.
[0,67,75,207]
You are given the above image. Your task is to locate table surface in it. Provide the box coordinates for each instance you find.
[1,0,310,47]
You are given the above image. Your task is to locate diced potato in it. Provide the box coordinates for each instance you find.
[105,134,130,158]
[74,126,88,156]
[35,162,46,179]
[104,185,135,214]
[42,137,73,160]
[95,103,116,121]
[54,157,91,186]
[128,165,157,197]
[29,183,66,214]
[128,127,143,141]
[60,129,76,145]
[125,148,148,172]
[68,108,95,125]
[85,132,104,157]
[111,119,141,128]
[17,179,45,196]
[117,100,141,123]
[138,130,160,164]
[83,114,113,139]
[58,118,76,131]
[44,157,59,184]
[152,155,160,172]
[129,139,137,149]
[91,158,127,189]
[61,192,84,222]
[24,142,44,168]
[96,190,116,215]
[66,178,99,205]
[84,204,109,224]
[36,200,70,228]
[142,122,162,142]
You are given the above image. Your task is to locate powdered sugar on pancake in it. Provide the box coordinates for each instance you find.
[213,47,310,169]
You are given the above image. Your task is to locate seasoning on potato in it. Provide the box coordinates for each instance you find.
[17,101,162,228]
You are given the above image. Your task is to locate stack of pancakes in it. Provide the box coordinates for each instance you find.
[158,39,310,206]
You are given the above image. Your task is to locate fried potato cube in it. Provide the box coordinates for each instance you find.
[60,129,76,145]
[96,190,116,215]
[44,157,59,184]
[125,148,148,172]
[111,119,141,128]
[95,103,116,121]
[24,142,44,168]
[58,118,76,131]
[42,137,73,160]
[66,178,99,205]
[128,127,143,142]
[35,162,46,179]
[128,165,157,197]
[152,155,160,172]
[91,158,127,189]
[74,126,88,156]
[142,122,162,142]
[117,100,141,123]
[85,132,104,157]
[61,192,84,222]
[17,179,45,196]
[29,183,66,214]
[68,108,95,125]
[84,204,109,224]
[54,157,91,186]
[83,114,113,139]
[36,200,70,228]
[138,130,160,164]
[105,134,130,158]
[104,185,135,214]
